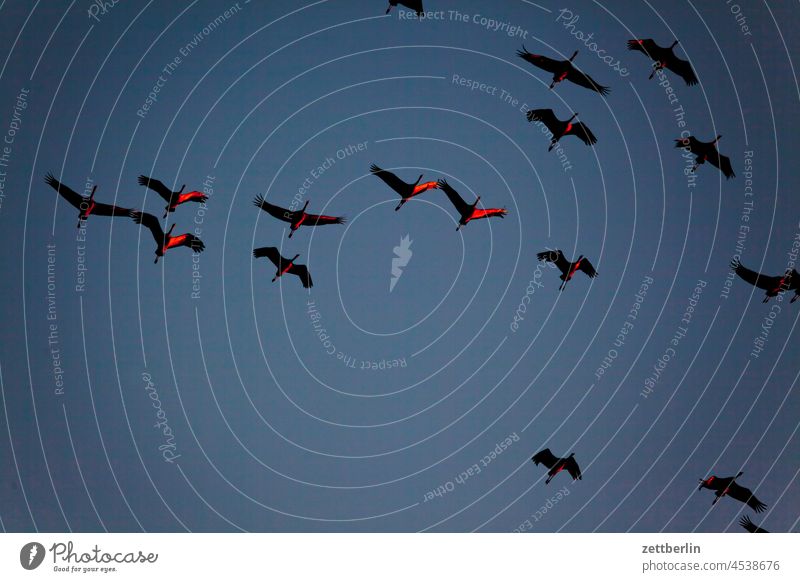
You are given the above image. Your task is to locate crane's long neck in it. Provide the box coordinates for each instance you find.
[472,195,481,207]
[166,224,175,238]
[179,184,185,194]
[670,40,679,49]
[569,50,578,62]
[302,200,309,213]
[568,113,578,122]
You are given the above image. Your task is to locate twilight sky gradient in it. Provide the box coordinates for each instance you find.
[0,0,798,532]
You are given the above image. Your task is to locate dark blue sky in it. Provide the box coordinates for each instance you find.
[0,0,798,532]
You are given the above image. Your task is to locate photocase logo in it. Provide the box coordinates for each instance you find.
[390,234,413,292]
[20,542,45,570]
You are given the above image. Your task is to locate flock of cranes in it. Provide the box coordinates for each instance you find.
[514,27,773,530]
[517,42,734,180]
[45,173,207,263]
[39,1,790,532]
[515,25,773,531]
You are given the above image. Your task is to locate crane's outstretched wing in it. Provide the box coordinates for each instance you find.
[568,121,598,146]
[437,179,470,216]
[176,233,205,253]
[537,249,570,273]
[708,152,735,179]
[627,38,663,58]
[526,108,559,129]
[288,263,313,288]
[727,482,767,513]
[531,448,559,469]
[138,175,178,202]
[730,260,783,291]
[253,195,295,223]
[89,201,136,217]
[674,136,701,152]
[473,207,507,220]
[789,270,800,294]
[578,257,598,278]
[175,191,207,204]
[253,246,283,268]
[45,173,84,209]
[516,46,562,73]
[565,68,610,95]
[46,174,135,217]
[131,211,164,245]
[304,212,347,226]
[565,456,582,480]
[667,57,698,86]
[371,164,412,194]
[739,515,768,533]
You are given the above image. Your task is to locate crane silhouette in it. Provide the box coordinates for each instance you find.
[730,259,797,303]
[537,249,597,291]
[437,179,507,230]
[137,175,207,218]
[253,195,346,238]
[253,247,313,288]
[675,135,735,179]
[698,472,767,513]
[45,173,135,228]
[131,211,205,263]
[627,39,697,85]
[531,449,582,484]
[370,164,439,211]
[526,109,597,151]
[517,46,610,95]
